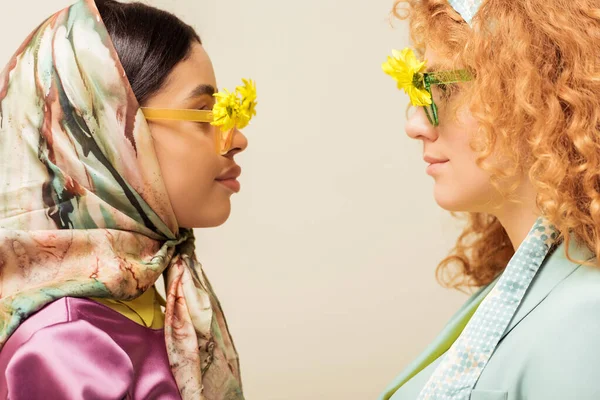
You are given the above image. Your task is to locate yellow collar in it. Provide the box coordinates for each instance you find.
[92,286,165,328]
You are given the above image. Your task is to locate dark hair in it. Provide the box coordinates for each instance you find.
[95,0,201,105]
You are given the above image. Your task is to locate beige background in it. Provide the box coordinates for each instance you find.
[0,1,468,399]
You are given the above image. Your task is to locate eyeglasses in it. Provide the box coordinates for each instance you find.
[141,108,213,123]
[382,48,473,127]
[141,78,257,155]
[141,107,235,155]
[420,69,473,126]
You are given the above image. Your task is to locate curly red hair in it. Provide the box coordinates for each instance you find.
[392,0,600,289]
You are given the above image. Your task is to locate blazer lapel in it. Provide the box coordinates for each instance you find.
[500,238,594,340]
[379,278,498,400]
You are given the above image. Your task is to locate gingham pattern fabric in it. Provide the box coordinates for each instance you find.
[447,0,484,25]
[417,217,558,400]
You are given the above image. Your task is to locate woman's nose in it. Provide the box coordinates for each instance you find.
[405,106,438,142]
[224,128,248,157]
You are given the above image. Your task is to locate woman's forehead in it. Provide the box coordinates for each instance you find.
[423,47,460,72]
[155,43,217,100]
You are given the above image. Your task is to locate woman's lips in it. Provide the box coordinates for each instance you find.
[216,178,241,193]
[423,155,449,176]
[426,160,449,176]
[216,165,242,193]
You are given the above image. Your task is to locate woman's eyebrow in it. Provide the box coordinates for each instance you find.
[186,84,216,99]
[425,63,445,73]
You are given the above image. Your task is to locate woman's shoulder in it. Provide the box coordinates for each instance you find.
[0,298,135,399]
[3,296,161,345]
[3,297,105,341]
[503,260,600,398]
[518,253,600,356]
[3,297,166,353]
[548,255,600,307]
[0,297,178,399]
[519,246,600,332]
[521,238,600,314]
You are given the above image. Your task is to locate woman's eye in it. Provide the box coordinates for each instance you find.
[433,83,457,102]
[195,120,211,128]
[193,106,213,126]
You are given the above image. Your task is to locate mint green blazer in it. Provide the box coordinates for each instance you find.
[380,240,600,400]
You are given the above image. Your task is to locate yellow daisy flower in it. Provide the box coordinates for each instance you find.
[236,79,257,130]
[211,89,240,132]
[382,48,432,106]
[211,79,258,131]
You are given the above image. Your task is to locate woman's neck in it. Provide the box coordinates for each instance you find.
[492,180,540,251]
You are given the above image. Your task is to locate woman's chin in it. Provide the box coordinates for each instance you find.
[177,203,232,229]
[433,186,470,213]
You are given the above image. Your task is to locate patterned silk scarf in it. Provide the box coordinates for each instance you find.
[417,217,558,399]
[0,1,242,399]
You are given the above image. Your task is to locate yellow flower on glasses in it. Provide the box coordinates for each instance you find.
[212,89,241,132]
[382,48,432,107]
[236,79,257,130]
[211,78,258,131]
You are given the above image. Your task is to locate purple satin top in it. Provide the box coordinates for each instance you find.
[0,297,181,399]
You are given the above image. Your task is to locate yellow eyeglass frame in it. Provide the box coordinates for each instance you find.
[141,108,214,123]
[141,107,235,155]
